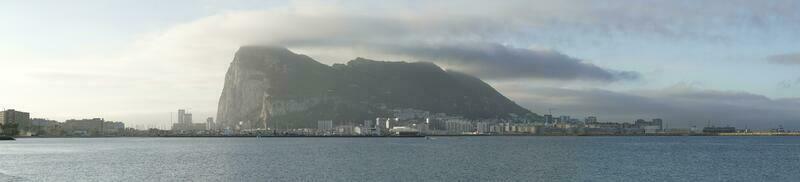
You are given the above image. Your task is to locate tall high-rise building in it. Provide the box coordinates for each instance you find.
[0,109,31,135]
[177,109,192,124]
[206,117,215,130]
[172,109,199,131]
[178,109,186,124]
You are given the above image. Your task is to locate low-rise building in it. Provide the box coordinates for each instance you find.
[30,118,61,136]
[64,118,105,136]
[703,126,736,134]
[635,119,663,132]
[103,121,126,136]
[389,126,420,136]
[172,123,207,133]
[444,119,473,134]
[476,122,490,134]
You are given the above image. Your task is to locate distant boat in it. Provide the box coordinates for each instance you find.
[0,136,15,141]
[425,136,434,140]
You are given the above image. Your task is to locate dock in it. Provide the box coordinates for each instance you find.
[0,136,15,141]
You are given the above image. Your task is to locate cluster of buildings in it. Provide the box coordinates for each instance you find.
[170,109,210,133]
[247,110,677,136]
[0,108,221,137]
[0,109,126,137]
[2,107,793,137]
[253,110,766,136]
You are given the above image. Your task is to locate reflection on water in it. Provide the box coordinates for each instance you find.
[1,137,798,181]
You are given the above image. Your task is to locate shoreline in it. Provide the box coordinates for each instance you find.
[11,133,800,138]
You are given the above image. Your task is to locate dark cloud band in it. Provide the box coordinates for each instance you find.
[352,43,640,82]
[767,53,800,65]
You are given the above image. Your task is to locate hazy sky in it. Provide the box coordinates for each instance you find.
[2,0,799,129]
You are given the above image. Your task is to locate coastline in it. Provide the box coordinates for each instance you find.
[11,133,800,139]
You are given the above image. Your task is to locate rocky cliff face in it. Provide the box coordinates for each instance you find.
[217,46,536,129]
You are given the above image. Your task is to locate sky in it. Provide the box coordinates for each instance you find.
[1,0,799,129]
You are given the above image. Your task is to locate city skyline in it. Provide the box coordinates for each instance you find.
[1,0,800,129]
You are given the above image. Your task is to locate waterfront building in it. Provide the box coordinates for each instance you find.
[489,123,504,133]
[444,119,473,134]
[31,118,57,127]
[585,116,598,123]
[64,118,105,136]
[429,119,446,131]
[414,123,430,135]
[190,123,205,131]
[0,109,30,135]
[375,117,398,130]
[30,118,62,136]
[335,124,356,135]
[512,124,538,134]
[586,122,622,129]
[634,119,664,132]
[476,122,490,134]
[172,122,208,134]
[703,126,736,133]
[1,110,30,134]
[581,128,618,135]
[103,121,126,136]
[493,122,511,133]
[641,125,661,134]
[361,119,381,136]
[317,120,333,130]
[389,126,420,136]
[362,119,377,135]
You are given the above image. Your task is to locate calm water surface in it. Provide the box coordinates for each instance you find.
[1,136,799,181]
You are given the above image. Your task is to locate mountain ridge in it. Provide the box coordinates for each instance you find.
[217,46,538,129]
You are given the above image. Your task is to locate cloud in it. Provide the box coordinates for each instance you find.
[767,53,800,65]
[500,84,800,129]
[284,0,800,42]
[375,43,639,81]
[778,77,800,89]
[98,0,800,123]
[131,3,646,82]
[6,0,800,125]
[122,0,800,83]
